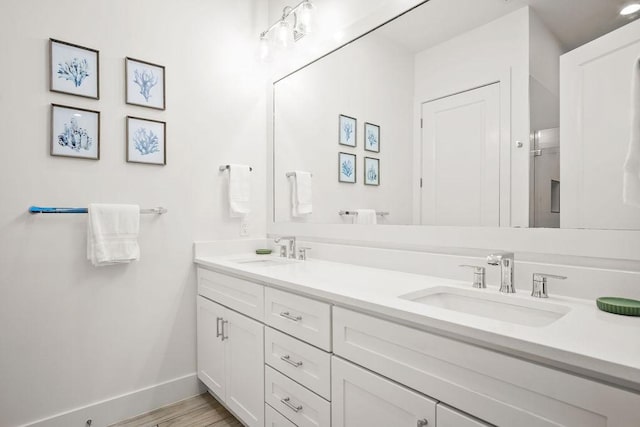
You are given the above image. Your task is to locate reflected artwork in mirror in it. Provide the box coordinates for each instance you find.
[273,0,640,229]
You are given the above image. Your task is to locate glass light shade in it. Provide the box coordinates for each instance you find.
[621,3,640,15]
[259,35,270,60]
[298,1,315,34]
[275,20,293,49]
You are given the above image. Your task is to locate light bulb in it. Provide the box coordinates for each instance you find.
[621,3,640,15]
[275,20,293,49]
[298,1,315,35]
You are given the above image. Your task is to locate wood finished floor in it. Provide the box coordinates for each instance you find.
[108,393,242,427]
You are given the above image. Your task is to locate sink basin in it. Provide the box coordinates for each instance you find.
[232,257,297,267]
[399,286,570,327]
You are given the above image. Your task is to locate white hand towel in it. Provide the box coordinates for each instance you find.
[624,59,640,207]
[228,164,251,217]
[291,171,312,217]
[355,209,377,225]
[87,204,140,267]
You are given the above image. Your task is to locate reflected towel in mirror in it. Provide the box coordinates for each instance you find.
[290,171,312,217]
[624,59,640,207]
[355,209,377,225]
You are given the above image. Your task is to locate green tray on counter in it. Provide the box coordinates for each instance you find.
[596,297,640,316]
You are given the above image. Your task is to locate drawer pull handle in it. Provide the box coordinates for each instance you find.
[281,397,303,413]
[221,320,228,341]
[280,311,302,322]
[216,317,223,338]
[417,419,429,427]
[280,354,303,367]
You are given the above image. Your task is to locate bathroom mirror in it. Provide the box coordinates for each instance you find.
[273,0,640,230]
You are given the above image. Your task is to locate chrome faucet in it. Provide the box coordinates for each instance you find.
[487,252,515,293]
[274,236,297,259]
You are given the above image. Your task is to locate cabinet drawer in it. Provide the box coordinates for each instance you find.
[198,268,264,321]
[265,365,330,427]
[437,404,492,427]
[332,356,436,427]
[265,327,331,400]
[266,403,297,427]
[264,288,331,351]
[333,307,640,427]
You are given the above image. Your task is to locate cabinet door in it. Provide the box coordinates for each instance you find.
[197,296,226,399]
[332,357,436,427]
[224,307,265,427]
[437,404,492,427]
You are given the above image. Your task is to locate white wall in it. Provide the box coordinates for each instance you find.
[0,1,267,426]
[273,33,414,224]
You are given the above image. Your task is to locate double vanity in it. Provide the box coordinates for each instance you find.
[194,241,640,427]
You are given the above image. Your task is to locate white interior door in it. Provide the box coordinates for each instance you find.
[421,83,501,226]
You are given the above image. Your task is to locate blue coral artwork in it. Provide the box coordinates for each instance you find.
[364,122,380,153]
[364,157,380,186]
[126,57,166,110]
[127,117,166,165]
[50,39,99,99]
[339,114,357,147]
[339,152,356,183]
[51,104,100,160]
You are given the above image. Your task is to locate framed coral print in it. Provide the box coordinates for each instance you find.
[364,122,380,152]
[49,39,100,99]
[126,116,166,165]
[51,104,100,160]
[339,152,356,183]
[50,39,99,99]
[339,114,357,147]
[364,157,380,186]
[126,57,166,110]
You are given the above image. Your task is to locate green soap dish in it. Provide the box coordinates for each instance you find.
[596,297,640,316]
[255,249,272,255]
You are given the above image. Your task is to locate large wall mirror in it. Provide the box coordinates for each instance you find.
[273,0,640,230]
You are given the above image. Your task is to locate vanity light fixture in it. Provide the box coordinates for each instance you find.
[260,0,315,57]
[621,2,640,15]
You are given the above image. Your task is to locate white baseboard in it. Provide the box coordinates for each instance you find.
[21,373,204,427]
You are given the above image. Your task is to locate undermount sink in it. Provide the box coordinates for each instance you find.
[232,257,297,267]
[399,286,570,327]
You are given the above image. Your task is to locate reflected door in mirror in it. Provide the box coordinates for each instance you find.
[421,83,501,226]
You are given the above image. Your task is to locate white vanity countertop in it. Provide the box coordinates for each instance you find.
[194,254,640,392]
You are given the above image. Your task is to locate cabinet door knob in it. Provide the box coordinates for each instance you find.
[417,419,429,427]
[281,354,303,367]
[280,311,302,322]
[281,397,303,412]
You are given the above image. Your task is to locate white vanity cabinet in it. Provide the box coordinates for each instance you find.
[332,356,436,427]
[333,306,640,427]
[196,268,265,427]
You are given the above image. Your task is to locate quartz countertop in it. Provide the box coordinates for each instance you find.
[194,253,640,392]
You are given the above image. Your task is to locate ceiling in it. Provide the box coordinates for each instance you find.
[376,0,639,53]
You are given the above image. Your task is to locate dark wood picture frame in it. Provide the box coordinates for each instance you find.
[125,57,166,110]
[49,38,100,99]
[50,103,100,160]
[126,116,167,165]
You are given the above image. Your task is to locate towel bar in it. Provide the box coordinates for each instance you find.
[219,165,252,172]
[339,210,389,216]
[29,206,167,214]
